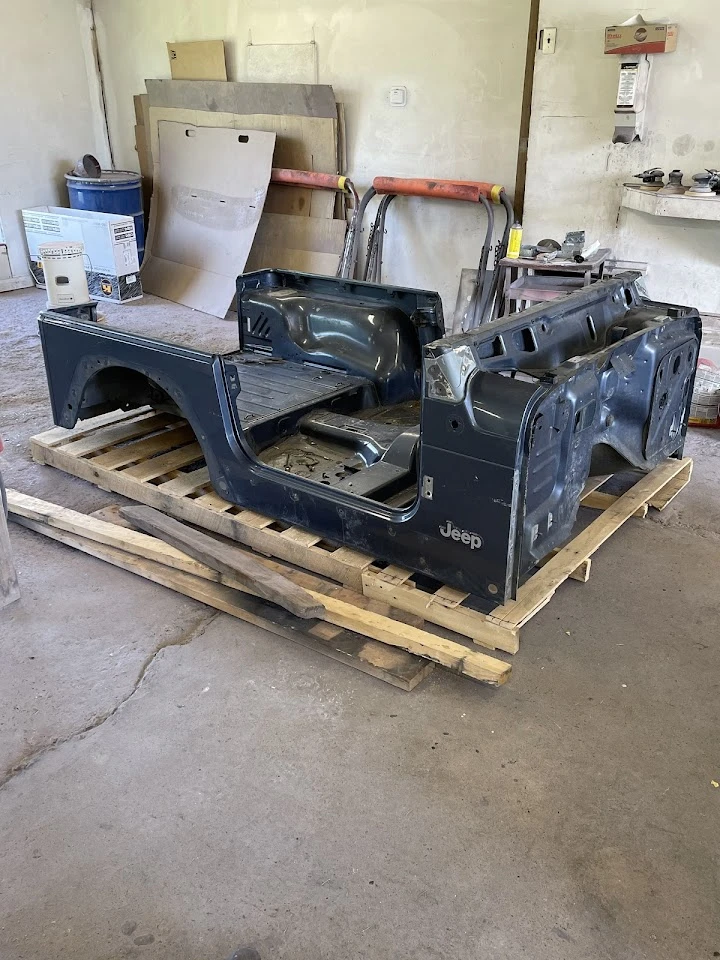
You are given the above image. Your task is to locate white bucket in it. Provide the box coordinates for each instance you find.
[38,241,90,307]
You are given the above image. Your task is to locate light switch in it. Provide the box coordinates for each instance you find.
[538,27,557,54]
[389,86,407,107]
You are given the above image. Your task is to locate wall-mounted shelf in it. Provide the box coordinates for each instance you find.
[621,186,720,222]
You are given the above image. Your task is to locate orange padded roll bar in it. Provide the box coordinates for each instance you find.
[271,168,348,191]
[372,176,504,204]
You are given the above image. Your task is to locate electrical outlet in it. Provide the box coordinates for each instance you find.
[389,86,407,107]
[538,27,557,54]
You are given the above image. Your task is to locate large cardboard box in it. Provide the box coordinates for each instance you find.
[22,207,142,303]
[605,23,678,55]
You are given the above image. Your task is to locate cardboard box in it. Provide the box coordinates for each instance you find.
[22,207,142,303]
[605,23,678,55]
[166,40,227,80]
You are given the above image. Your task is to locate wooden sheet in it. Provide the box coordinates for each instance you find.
[145,79,337,119]
[167,41,227,81]
[142,122,275,317]
[146,106,337,219]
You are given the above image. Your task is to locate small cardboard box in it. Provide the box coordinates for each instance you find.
[605,23,678,55]
[22,206,142,302]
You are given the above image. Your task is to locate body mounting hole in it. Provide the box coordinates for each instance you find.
[673,355,681,374]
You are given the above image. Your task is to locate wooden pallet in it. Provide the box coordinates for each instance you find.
[8,490,510,688]
[30,408,693,657]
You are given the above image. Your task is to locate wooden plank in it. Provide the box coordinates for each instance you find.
[7,490,204,574]
[0,501,21,608]
[193,491,235,512]
[582,490,648,518]
[157,467,210,496]
[280,528,322,547]
[541,549,592,582]
[489,458,693,628]
[120,442,204,482]
[121,505,325,620]
[362,570,519,655]
[90,422,195,469]
[13,517,432,691]
[31,406,154,450]
[649,458,693,509]
[580,474,613,499]
[60,413,177,459]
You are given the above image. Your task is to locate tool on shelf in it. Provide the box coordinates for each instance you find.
[686,169,720,199]
[632,168,665,191]
[657,169,685,195]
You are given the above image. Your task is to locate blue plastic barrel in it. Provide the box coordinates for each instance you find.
[65,169,145,264]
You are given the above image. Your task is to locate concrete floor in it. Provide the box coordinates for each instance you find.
[1,287,719,960]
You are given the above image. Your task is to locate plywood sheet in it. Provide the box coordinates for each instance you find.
[252,212,346,254]
[245,212,346,274]
[146,79,337,119]
[167,41,227,81]
[245,246,340,275]
[146,105,336,219]
[142,122,275,317]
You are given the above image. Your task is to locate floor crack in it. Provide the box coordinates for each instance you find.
[0,611,219,791]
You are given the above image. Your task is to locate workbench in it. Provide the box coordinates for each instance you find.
[500,247,611,315]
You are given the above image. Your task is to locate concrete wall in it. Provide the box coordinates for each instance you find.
[92,0,531,315]
[0,1,100,286]
[524,2,720,314]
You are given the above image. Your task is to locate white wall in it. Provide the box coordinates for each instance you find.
[524,1,720,314]
[92,0,531,315]
[0,0,100,285]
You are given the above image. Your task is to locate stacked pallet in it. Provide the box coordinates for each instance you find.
[7,407,693,691]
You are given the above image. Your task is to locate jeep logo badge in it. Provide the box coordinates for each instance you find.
[439,520,482,550]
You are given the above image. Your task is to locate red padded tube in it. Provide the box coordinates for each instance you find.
[372,176,501,202]
[271,168,345,190]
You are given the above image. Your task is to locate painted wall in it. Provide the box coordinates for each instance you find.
[524,2,720,314]
[92,0,531,316]
[0,0,100,286]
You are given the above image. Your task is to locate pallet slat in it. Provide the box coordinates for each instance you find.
[62,412,176,457]
[91,422,196,469]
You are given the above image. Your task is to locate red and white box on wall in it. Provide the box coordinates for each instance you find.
[604,23,678,56]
